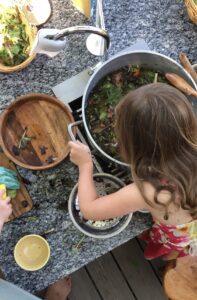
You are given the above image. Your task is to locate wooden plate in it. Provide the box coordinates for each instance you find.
[0,94,76,170]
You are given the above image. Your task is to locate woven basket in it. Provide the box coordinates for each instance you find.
[0,51,36,73]
[185,0,197,24]
[0,7,37,73]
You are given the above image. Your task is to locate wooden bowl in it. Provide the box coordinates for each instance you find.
[0,94,76,170]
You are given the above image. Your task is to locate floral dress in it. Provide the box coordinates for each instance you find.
[140,219,197,260]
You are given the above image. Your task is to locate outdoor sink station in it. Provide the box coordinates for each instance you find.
[0,0,197,296]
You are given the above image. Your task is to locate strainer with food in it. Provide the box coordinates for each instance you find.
[68,173,133,239]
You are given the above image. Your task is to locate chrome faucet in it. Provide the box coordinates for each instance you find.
[86,0,108,57]
[45,0,109,56]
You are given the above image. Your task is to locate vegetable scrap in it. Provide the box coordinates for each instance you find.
[46,155,57,164]
[72,235,86,253]
[39,145,48,155]
[12,145,20,156]
[21,200,29,208]
[7,189,17,199]
[12,127,35,156]
[179,52,197,83]
[165,73,197,97]
[0,5,32,66]
[85,217,120,229]
[26,216,38,222]
[18,128,34,149]
[86,65,168,160]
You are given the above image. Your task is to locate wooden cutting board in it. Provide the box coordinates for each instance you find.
[0,151,33,221]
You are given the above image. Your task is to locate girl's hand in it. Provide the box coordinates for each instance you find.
[68,140,93,170]
[0,190,12,224]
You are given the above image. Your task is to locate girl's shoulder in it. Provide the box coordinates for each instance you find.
[140,182,193,225]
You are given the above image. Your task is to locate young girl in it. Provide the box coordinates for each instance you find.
[69,83,197,260]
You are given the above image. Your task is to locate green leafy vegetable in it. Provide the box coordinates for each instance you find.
[0,5,31,66]
[7,189,17,199]
[86,66,168,160]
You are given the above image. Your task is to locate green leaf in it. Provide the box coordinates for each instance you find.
[0,5,29,66]
[10,44,21,55]
[7,189,17,198]
[99,111,107,121]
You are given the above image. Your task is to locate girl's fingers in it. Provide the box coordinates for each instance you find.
[68,141,76,148]
[68,141,80,150]
[69,140,87,148]
[76,140,83,145]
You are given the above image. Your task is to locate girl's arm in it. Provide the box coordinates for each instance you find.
[69,141,146,220]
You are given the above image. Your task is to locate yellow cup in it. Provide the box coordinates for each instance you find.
[14,234,50,271]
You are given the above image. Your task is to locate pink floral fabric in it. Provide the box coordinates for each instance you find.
[140,220,197,260]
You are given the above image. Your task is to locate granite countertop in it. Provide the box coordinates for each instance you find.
[0,0,197,294]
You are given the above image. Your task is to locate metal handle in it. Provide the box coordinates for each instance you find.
[45,25,110,50]
[68,120,83,142]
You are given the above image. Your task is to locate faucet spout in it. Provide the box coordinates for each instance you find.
[46,25,110,50]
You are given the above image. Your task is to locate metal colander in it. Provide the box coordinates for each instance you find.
[68,173,133,239]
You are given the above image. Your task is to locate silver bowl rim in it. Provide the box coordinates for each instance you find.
[68,173,133,239]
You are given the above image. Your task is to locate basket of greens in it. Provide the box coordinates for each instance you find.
[0,5,37,72]
[185,0,197,24]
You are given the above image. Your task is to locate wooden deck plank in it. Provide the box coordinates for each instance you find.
[137,238,166,283]
[69,267,101,300]
[112,239,168,300]
[86,252,135,300]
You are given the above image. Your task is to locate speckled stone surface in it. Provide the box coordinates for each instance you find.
[0,0,197,294]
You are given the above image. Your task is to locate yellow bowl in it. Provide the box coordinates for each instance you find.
[14,234,50,271]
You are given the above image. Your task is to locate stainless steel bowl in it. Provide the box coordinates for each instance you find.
[68,173,133,239]
[82,51,197,167]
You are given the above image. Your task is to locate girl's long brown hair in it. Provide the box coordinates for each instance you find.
[115,83,197,220]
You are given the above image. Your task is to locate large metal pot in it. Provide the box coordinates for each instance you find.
[72,51,197,167]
